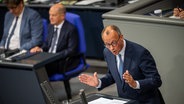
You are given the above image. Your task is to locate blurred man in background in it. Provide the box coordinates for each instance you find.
[0,0,43,51]
[30,3,79,76]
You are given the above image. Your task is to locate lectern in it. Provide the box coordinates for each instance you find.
[0,52,60,104]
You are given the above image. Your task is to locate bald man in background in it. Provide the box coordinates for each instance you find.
[30,3,79,76]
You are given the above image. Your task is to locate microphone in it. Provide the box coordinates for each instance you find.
[79,89,88,104]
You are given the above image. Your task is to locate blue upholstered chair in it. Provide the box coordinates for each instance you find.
[49,12,89,100]
[42,19,48,42]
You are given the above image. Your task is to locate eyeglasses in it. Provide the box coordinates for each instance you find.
[104,35,120,48]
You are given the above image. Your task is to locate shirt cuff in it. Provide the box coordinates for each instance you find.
[96,79,102,88]
[134,81,140,89]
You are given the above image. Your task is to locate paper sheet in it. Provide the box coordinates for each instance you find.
[88,97,128,104]
[169,15,181,19]
[75,0,104,5]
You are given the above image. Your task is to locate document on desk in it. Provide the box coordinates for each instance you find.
[75,0,104,5]
[88,97,128,104]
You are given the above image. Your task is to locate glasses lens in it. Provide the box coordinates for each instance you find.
[104,36,120,48]
[104,44,110,48]
[111,41,117,47]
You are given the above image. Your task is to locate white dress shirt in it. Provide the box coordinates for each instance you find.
[97,40,140,89]
[8,8,24,50]
[49,21,64,53]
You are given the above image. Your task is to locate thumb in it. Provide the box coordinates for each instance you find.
[94,72,98,78]
[125,70,129,74]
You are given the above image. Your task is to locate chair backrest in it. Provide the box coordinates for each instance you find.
[49,13,88,100]
[65,12,86,54]
[42,19,48,42]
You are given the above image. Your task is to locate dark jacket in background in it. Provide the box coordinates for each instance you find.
[42,20,79,76]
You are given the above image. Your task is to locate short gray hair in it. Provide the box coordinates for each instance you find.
[101,25,122,36]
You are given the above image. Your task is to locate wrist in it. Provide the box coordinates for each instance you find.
[131,81,137,88]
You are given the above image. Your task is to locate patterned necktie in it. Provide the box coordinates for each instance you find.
[5,16,19,49]
[49,27,58,53]
[118,54,123,80]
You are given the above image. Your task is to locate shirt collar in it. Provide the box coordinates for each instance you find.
[119,39,126,56]
[54,20,64,29]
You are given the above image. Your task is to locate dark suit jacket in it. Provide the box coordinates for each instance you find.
[172,0,184,8]
[99,40,164,104]
[42,20,79,75]
[0,7,43,50]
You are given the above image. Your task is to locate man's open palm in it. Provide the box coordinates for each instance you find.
[78,72,99,87]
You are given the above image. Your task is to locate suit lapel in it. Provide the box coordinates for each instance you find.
[107,50,123,84]
[56,21,67,50]
[48,27,55,47]
[20,7,27,42]
[124,40,133,73]
[7,15,14,33]
[57,26,65,48]
[119,40,133,90]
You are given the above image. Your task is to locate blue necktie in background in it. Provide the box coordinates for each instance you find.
[118,54,123,80]
[49,27,58,53]
[5,16,18,49]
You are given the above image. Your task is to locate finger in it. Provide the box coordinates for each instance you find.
[79,74,93,81]
[125,70,131,76]
[123,74,129,81]
[30,50,34,53]
[179,13,184,18]
[125,80,129,83]
[126,70,129,74]
[79,76,88,83]
[79,75,88,80]
[80,74,89,78]
[30,49,35,53]
[123,70,129,77]
[123,73,131,81]
[78,74,88,81]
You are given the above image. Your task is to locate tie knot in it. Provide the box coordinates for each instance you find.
[15,16,19,20]
[54,27,58,34]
